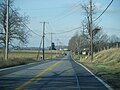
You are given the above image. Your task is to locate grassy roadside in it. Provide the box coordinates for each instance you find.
[0,50,62,69]
[73,48,120,90]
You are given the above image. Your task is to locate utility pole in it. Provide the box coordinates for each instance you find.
[55,39,59,50]
[50,32,53,60]
[37,37,43,60]
[56,39,59,49]
[90,0,93,61]
[40,22,48,60]
[5,0,9,60]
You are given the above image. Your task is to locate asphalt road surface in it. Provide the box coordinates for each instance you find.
[0,53,113,90]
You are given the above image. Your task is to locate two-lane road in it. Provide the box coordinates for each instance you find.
[0,53,113,90]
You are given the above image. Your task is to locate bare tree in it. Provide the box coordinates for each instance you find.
[0,0,29,58]
[93,29,109,52]
[81,2,96,36]
[68,34,78,52]
[109,35,120,48]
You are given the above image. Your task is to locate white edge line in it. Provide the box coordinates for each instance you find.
[71,57,113,90]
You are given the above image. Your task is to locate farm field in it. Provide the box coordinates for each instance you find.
[0,49,62,69]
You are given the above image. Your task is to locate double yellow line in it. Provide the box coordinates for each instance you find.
[15,61,62,90]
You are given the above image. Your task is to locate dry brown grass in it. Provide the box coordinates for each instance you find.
[0,50,61,69]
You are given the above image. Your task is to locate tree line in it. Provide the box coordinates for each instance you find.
[68,29,120,54]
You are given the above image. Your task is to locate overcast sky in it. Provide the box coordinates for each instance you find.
[13,0,120,47]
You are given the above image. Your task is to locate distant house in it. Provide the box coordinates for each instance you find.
[63,48,68,51]
[81,48,89,55]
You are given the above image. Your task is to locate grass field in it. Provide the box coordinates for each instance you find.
[0,49,62,69]
[73,48,120,90]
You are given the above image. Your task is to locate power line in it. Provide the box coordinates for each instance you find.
[45,26,82,35]
[52,26,82,35]
[49,1,81,23]
[94,0,114,21]
[45,36,51,43]
[45,23,82,35]
[9,6,42,37]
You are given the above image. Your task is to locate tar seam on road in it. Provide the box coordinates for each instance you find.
[15,61,62,90]
[70,60,81,90]
[72,57,113,90]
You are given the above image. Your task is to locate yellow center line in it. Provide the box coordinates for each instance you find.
[35,78,42,81]
[15,61,62,90]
